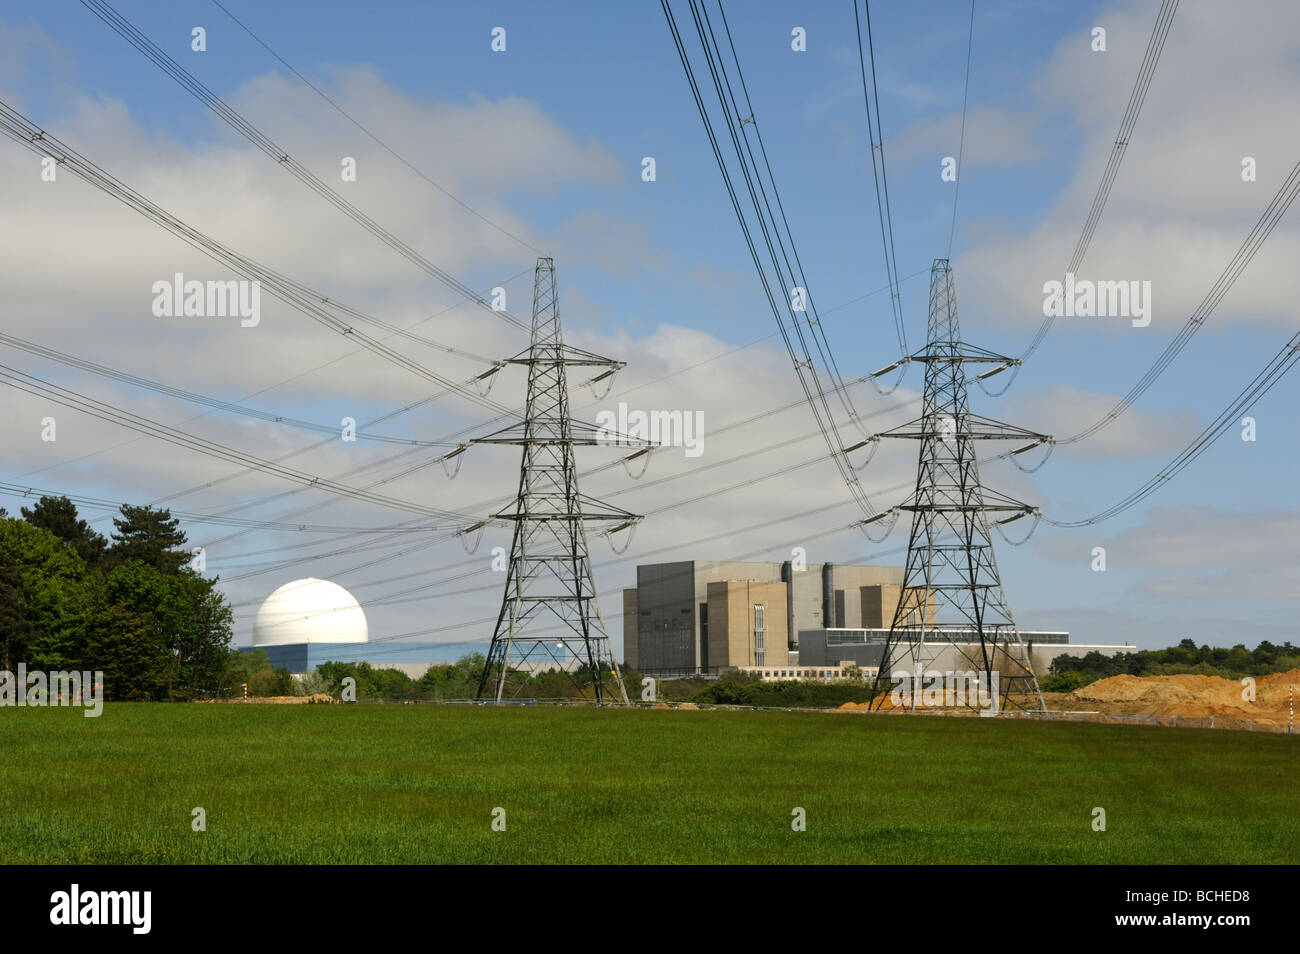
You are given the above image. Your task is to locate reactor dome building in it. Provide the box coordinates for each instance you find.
[251,578,369,671]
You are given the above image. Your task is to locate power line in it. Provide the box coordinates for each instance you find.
[1044,331,1300,527]
[853,0,908,356]
[711,1,878,443]
[1,268,532,525]
[1053,156,1300,446]
[984,0,1178,396]
[0,100,516,417]
[210,375,915,579]
[78,0,534,334]
[946,0,975,259]
[207,0,545,257]
[0,331,456,447]
[661,0,884,523]
[0,364,472,522]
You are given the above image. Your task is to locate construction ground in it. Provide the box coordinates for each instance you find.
[837,668,1299,732]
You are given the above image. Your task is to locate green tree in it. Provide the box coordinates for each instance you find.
[108,504,190,574]
[0,518,92,670]
[0,544,31,671]
[20,495,108,567]
[86,603,170,701]
[100,561,233,700]
[246,667,294,697]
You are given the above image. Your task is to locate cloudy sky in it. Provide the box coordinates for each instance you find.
[1,0,1297,656]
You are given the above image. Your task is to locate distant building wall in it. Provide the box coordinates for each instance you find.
[706,580,789,668]
[636,562,696,673]
[630,560,932,675]
[826,564,902,627]
[693,562,783,668]
[860,584,936,628]
[623,588,638,668]
[796,629,888,670]
[794,629,1119,679]
[786,564,824,652]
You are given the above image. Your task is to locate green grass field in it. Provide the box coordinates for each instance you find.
[1,704,1294,864]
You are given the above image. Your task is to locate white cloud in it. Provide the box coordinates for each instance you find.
[1006,382,1202,457]
[957,0,1300,333]
[889,106,1046,165]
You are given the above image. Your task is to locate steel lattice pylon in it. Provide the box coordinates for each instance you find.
[868,259,1050,713]
[470,258,648,705]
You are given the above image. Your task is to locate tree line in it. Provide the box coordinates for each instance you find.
[0,495,234,700]
[1041,638,1300,692]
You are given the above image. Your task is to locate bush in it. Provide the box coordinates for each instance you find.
[692,673,874,708]
[247,667,294,697]
[1039,670,1096,693]
[293,670,327,696]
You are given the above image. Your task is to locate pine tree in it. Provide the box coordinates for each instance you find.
[21,495,108,568]
[108,504,189,574]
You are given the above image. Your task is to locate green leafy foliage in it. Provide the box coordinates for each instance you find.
[247,667,295,697]
[0,518,92,670]
[692,670,874,708]
[0,500,233,701]
[1048,640,1300,690]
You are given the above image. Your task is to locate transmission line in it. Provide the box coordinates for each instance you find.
[1053,156,1300,446]
[0,332,455,447]
[78,0,535,334]
[1044,331,1300,527]
[947,0,975,259]
[0,100,516,417]
[0,364,472,521]
[207,0,544,257]
[662,0,884,522]
[853,0,908,355]
[983,0,1178,396]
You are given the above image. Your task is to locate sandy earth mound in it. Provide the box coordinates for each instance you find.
[1068,669,1298,727]
[831,670,1299,730]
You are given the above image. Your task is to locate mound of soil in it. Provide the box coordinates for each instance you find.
[1069,669,1299,726]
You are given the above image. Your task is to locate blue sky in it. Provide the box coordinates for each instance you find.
[2,0,1298,654]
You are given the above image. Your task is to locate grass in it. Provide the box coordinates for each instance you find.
[0,703,1294,863]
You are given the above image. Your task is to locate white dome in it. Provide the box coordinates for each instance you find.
[252,578,368,646]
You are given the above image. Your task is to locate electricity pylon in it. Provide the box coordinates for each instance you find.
[469,257,649,705]
[865,259,1050,713]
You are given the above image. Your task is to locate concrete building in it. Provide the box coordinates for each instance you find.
[624,559,917,675]
[790,628,1134,679]
[623,559,1135,680]
[706,579,788,669]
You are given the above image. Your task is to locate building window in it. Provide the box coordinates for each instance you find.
[753,603,766,667]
